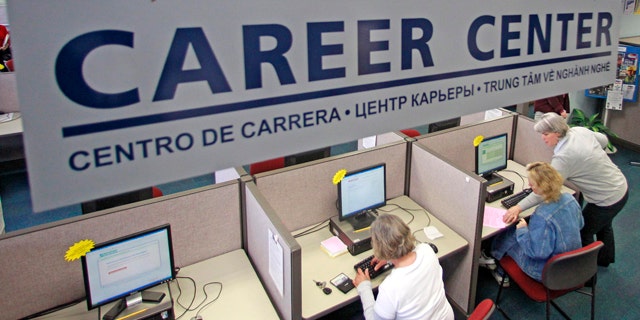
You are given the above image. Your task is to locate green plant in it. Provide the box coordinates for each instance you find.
[568,109,618,151]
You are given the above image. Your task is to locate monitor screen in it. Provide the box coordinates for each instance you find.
[82,224,175,310]
[338,163,386,222]
[475,133,508,177]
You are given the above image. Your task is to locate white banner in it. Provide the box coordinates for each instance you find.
[7,0,621,211]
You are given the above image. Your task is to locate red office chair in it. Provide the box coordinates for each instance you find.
[249,157,285,175]
[469,299,495,320]
[400,128,421,138]
[151,186,163,198]
[495,241,604,320]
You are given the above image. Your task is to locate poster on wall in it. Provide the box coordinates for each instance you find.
[586,44,639,102]
[7,0,622,211]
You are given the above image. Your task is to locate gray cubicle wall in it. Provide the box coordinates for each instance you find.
[253,141,407,232]
[0,73,19,113]
[0,181,242,320]
[416,114,517,173]
[244,181,302,320]
[512,114,554,165]
[408,143,485,315]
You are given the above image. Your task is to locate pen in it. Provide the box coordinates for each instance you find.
[117,308,148,320]
[354,226,371,233]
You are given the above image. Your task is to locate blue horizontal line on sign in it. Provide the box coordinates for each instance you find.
[62,51,611,138]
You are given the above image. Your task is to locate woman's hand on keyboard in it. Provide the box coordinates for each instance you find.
[353,267,370,287]
[372,257,388,271]
[503,206,522,224]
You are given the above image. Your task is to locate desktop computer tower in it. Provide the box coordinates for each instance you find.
[329,216,372,255]
[485,173,515,202]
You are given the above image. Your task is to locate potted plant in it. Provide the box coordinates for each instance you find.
[568,109,618,152]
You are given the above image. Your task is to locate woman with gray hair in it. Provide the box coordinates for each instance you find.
[353,214,454,320]
[503,112,628,267]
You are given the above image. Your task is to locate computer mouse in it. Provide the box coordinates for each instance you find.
[190,315,203,320]
[428,242,438,254]
[322,287,332,295]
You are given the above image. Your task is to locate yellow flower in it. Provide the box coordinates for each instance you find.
[473,135,484,147]
[333,169,347,185]
[65,239,95,262]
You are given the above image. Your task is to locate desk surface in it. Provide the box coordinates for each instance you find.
[35,249,279,320]
[296,195,468,319]
[482,160,576,239]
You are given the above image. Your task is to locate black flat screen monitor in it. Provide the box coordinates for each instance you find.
[338,163,386,230]
[475,133,508,185]
[81,224,175,317]
[428,117,461,133]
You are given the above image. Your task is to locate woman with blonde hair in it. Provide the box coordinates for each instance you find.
[488,162,584,284]
[353,214,454,320]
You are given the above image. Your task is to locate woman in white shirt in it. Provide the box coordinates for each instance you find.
[353,214,454,320]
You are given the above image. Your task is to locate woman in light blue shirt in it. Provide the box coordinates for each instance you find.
[492,162,583,281]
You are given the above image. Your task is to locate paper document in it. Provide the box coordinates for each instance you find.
[483,206,508,229]
[423,226,443,240]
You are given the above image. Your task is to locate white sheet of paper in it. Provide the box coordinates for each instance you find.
[268,229,284,297]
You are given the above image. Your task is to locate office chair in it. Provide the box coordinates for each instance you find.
[469,299,495,320]
[495,241,604,320]
[400,128,421,138]
[249,157,285,175]
[151,186,163,198]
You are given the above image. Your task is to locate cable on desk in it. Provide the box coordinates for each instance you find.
[293,219,330,238]
[173,276,198,319]
[194,281,223,317]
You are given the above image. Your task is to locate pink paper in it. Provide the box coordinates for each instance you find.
[483,206,507,229]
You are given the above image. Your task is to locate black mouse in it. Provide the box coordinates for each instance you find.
[428,242,438,254]
[322,287,332,295]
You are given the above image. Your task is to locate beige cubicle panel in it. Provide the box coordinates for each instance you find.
[408,143,485,315]
[253,141,407,232]
[244,180,302,320]
[0,181,242,320]
[512,114,554,165]
[416,114,517,173]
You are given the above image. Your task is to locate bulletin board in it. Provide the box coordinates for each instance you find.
[585,44,639,102]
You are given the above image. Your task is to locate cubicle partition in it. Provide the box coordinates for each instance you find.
[253,141,407,232]
[244,180,302,320]
[408,143,485,315]
[416,114,517,173]
[512,114,554,165]
[0,181,243,320]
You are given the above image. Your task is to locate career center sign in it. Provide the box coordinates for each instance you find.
[7,0,620,211]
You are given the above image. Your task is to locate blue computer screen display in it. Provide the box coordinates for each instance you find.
[475,133,508,177]
[81,224,175,309]
[338,163,386,221]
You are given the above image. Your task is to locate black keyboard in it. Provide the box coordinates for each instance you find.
[501,188,533,208]
[354,255,393,279]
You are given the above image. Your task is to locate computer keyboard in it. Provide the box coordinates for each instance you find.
[354,255,393,279]
[501,188,533,208]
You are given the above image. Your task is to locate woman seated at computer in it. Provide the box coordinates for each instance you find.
[488,162,584,283]
[353,214,454,320]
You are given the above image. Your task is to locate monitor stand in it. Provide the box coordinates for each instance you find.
[102,290,166,320]
[347,210,376,231]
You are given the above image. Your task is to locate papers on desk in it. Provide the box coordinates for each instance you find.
[423,226,443,240]
[320,236,348,258]
[0,113,15,123]
[483,206,507,229]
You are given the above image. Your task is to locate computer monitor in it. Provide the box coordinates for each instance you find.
[475,133,508,185]
[284,147,331,166]
[338,163,386,230]
[81,224,175,318]
[427,117,461,133]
